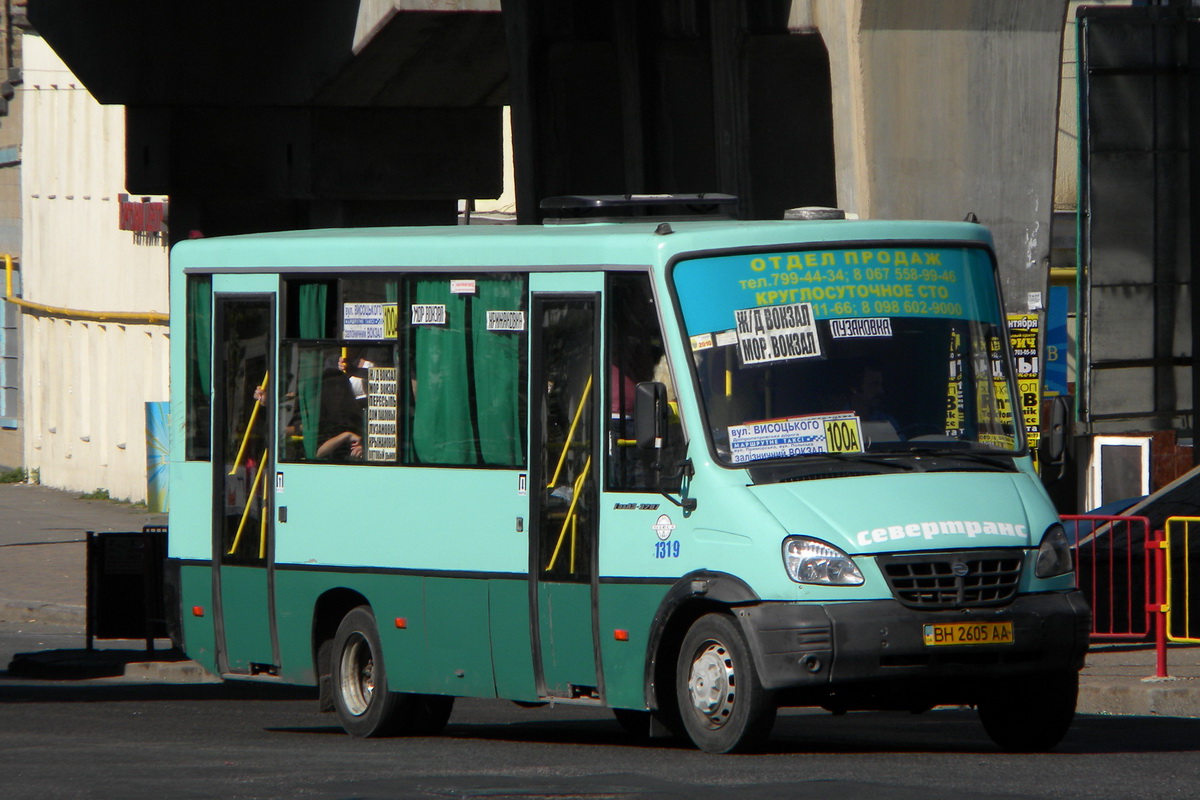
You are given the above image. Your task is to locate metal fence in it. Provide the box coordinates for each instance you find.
[1060,514,1153,641]
[1061,513,1200,678]
[1163,517,1200,645]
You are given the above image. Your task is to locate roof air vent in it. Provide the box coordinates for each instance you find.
[783,206,846,221]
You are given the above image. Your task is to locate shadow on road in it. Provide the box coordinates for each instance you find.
[265,706,1200,756]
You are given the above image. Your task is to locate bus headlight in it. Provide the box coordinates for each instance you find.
[782,536,864,586]
[1035,523,1074,578]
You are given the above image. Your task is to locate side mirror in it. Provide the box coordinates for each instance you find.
[634,381,669,451]
[1042,394,1071,466]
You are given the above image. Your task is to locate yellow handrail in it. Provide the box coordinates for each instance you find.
[228,372,269,475]
[3,253,168,324]
[547,374,592,489]
[228,448,269,556]
[546,455,590,572]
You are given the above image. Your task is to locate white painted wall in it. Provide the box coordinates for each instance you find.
[21,33,168,502]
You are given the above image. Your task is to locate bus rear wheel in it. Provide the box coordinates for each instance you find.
[331,605,455,737]
[675,613,776,753]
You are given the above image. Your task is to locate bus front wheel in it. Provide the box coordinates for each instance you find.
[976,670,1078,752]
[675,613,776,753]
[331,606,456,737]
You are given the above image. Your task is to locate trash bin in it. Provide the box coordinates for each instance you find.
[85,525,168,651]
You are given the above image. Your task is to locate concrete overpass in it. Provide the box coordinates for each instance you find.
[29,0,1066,309]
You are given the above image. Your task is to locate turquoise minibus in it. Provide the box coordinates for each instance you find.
[167,204,1088,753]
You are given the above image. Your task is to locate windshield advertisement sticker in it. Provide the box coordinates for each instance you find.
[829,317,893,338]
[728,413,862,463]
[734,302,821,365]
[674,247,995,337]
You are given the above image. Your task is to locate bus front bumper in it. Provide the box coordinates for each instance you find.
[736,591,1090,707]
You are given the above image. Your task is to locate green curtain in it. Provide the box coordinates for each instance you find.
[185,276,212,460]
[296,283,328,458]
[411,277,524,466]
[472,278,524,465]
[186,277,212,396]
[412,281,472,464]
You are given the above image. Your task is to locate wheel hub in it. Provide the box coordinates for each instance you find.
[687,641,735,728]
[339,633,375,717]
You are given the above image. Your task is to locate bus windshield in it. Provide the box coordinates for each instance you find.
[671,244,1022,468]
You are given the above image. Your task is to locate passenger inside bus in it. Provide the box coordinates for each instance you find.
[316,354,365,460]
[339,348,374,411]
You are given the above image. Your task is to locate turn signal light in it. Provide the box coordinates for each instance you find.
[192,606,205,617]
[613,629,629,641]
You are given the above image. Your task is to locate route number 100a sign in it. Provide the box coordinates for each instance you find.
[727,413,863,463]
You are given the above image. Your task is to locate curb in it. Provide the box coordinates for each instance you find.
[1079,678,1200,719]
[0,598,86,627]
[2,597,218,683]
[7,648,220,683]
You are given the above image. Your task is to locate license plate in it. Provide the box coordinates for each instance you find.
[922,621,1013,646]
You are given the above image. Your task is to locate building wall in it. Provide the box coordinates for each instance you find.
[21,32,168,501]
[1055,0,1132,216]
[803,0,1068,315]
[0,3,25,470]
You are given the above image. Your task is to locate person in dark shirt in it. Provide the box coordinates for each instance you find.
[317,355,365,459]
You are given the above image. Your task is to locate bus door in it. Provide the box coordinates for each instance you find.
[212,294,279,675]
[529,279,602,699]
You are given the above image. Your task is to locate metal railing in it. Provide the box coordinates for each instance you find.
[1062,513,1200,679]
[1163,517,1200,645]
[1061,514,1153,641]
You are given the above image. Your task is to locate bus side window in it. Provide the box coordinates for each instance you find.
[607,273,684,492]
[279,274,526,468]
[185,274,212,461]
[407,275,527,468]
[278,343,397,464]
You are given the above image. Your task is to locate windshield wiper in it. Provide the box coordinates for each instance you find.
[745,451,918,483]
[902,447,1017,471]
[808,451,919,471]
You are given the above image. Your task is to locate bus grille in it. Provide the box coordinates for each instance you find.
[876,550,1023,609]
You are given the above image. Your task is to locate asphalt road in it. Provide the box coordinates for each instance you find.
[3,621,1200,800]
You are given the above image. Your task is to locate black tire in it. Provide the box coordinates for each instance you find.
[407,693,455,736]
[330,605,456,738]
[331,606,403,737]
[675,613,776,753]
[977,671,1079,752]
[612,707,680,741]
[612,708,654,739]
